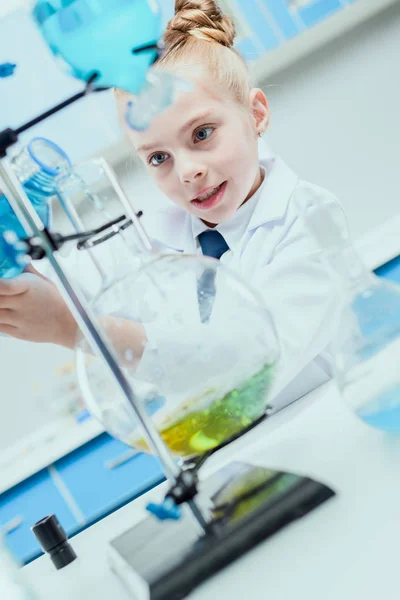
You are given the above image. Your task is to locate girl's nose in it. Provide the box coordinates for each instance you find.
[178,159,208,185]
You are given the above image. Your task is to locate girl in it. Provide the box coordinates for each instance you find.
[0,0,346,411]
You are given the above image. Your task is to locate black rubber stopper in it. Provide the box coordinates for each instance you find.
[31,515,77,570]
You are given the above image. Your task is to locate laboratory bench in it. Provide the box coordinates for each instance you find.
[0,419,164,565]
[2,213,400,568]
[23,380,400,600]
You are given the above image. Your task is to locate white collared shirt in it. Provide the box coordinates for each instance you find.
[138,157,347,412]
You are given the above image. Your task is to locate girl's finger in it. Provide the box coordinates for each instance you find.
[0,296,13,309]
[0,323,18,336]
[0,308,16,325]
[24,264,49,282]
[0,277,29,296]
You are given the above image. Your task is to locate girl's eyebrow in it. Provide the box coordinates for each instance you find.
[136,110,215,154]
[179,109,214,135]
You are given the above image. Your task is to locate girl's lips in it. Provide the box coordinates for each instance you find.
[190,181,227,211]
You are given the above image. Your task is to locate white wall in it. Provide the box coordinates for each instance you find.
[260,1,400,241]
[0,338,73,450]
[0,0,29,18]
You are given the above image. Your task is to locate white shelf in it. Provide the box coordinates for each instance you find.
[251,0,400,82]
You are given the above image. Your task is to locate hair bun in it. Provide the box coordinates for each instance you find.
[164,0,236,50]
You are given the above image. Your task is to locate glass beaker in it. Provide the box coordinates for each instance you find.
[53,157,153,294]
[0,137,71,278]
[298,191,400,433]
[76,254,280,459]
[332,251,400,432]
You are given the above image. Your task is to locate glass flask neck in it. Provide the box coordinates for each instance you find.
[127,215,154,258]
[324,243,376,295]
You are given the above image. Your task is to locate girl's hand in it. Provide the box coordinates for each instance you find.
[0,265,78,348]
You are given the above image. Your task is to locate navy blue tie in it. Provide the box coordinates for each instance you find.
[197,230,229,322]
[198,229,229,260]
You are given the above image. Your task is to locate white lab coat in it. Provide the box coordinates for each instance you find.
[138,156,347,412]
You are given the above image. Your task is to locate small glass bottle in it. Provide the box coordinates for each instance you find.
[0,534,36,600]
[298,192,400,433]
[0,137,71,278]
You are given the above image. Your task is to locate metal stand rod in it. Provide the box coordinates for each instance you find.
[0,158,183,481]
[187,500,209,533]
[14,78,104,137]
[0,77,210,534]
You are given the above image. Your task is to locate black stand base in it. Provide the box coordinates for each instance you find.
[108,462,335,600]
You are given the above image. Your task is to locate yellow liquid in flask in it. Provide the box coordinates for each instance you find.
[133,364,275,458]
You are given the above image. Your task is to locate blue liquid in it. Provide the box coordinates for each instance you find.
[357,386,400,433]
[0,183,52,278]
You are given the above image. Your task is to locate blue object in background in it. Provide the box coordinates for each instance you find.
[0,137,72,278]
[0,192,51,279]
[236,37,263,62]
[55,436,164,527]
[147,497,181,521]
[0,469,78,565]
[33,0,162,95]
[374,255,400,286]
[236,0,280,53]
[33,1,190,131]
[1,433,165,565]
[357,385,400,433]
[297,0,343,28]
[347,259,400,432]
[260,0,300,39]
[350,283,400,359]
[0,62,17,78]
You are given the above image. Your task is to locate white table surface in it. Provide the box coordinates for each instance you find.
[22,381,400,600]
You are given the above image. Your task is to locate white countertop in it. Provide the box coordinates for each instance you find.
[23,381,400,600]
[2,211,400,496]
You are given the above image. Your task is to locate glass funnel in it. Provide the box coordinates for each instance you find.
[76,254,279,459]
[298,191,400,433]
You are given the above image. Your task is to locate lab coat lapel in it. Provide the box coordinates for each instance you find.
[142,205,197,254]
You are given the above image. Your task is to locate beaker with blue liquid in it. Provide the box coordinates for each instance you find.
[0,137,71,278]
[299,192,400,433]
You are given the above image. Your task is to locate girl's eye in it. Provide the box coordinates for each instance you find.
[194,126,215,143]
[148,152,169,167]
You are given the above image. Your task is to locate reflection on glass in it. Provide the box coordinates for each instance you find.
[76,255,279,459]
[54,158,152,292]
[299,191,400,433]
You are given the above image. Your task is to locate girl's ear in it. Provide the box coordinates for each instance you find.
[249,88,269,136]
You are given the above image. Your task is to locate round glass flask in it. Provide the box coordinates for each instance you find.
[76,254,280,459]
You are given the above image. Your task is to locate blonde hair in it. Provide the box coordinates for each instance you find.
[157,0,252,105]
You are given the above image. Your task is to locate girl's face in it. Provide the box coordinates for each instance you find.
[124,79,269,226]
